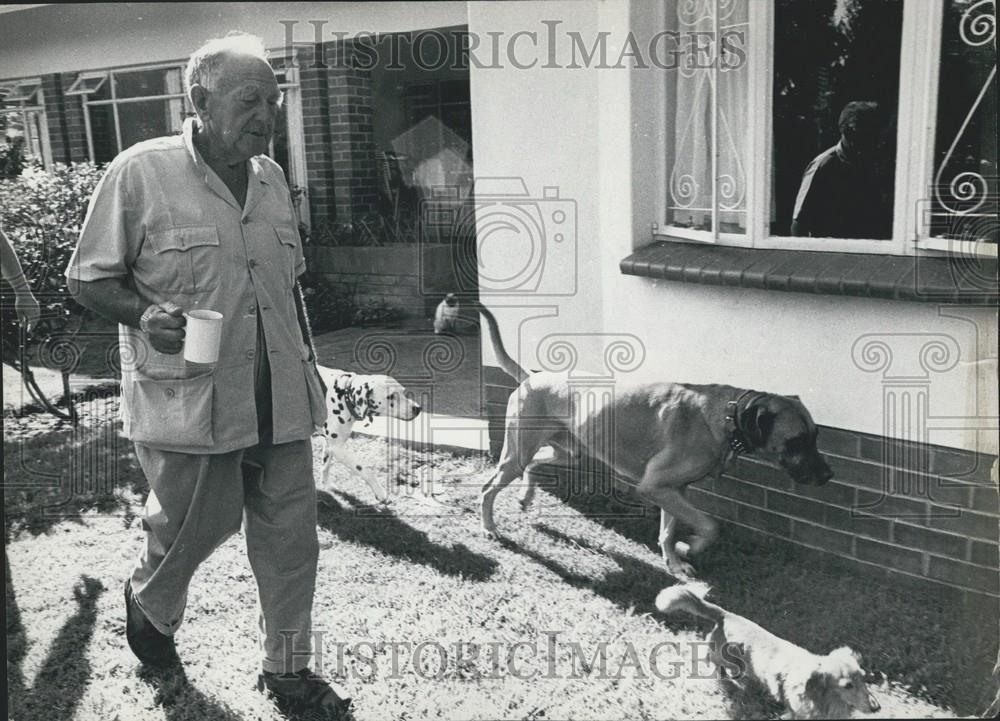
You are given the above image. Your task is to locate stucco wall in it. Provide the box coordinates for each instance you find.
[468,0,997,454]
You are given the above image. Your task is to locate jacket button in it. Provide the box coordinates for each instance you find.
[249,259,257,269]
[246,349,256,359]
[165,388,176,399]
[242,217,250,225]
[248,304,257,314]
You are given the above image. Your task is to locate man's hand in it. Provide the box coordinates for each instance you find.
[141,301,186,355]
[14,291,41,332]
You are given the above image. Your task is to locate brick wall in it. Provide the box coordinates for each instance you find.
[484,365,1000,600]
[325,41,377,222]
[298,44,337,225]
[297,41,379,228]
[305,244,458,318]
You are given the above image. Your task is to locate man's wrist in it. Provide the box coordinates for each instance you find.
[6,273,31,294]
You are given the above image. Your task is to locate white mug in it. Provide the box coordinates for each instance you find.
[183,309,224,364]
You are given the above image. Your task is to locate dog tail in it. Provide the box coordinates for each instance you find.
[472,301,528,383]
[655,583,726,624]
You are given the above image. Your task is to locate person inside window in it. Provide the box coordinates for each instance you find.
[791,101,892,239]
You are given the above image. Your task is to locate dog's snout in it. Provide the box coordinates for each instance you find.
[411,404,422,418]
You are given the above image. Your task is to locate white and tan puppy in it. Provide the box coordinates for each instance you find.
[656,584,881,720]
[316,367,421,503]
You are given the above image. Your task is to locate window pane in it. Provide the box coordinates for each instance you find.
[114,67,183,99]
[118,99,187,150]
[773,0,902,239]
[7,80,40,104]
[665,0,749,235]
[87,104,117,163]
[929,0,998,246]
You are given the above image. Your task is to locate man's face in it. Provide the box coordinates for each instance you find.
[200,54,281,162]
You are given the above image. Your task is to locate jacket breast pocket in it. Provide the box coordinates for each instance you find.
[129,371,214,448]
[145,226,221,293]
[273,225,300,288]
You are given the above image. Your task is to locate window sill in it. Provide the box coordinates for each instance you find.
[619,239,998,305]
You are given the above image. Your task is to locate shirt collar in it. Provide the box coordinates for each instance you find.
[182,117,269,211]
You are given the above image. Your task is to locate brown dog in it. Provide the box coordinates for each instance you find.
[476,302,832,576]
[656,584,881,719]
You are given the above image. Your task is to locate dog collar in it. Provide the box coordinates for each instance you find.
[725,389,759,456]
[336,374,366,422]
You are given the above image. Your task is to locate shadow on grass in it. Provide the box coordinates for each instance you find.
[533,465,997,715]
[7,552,105,721]
[505,525,784,719]
[317,488,499,582]
[136,664,245,721]
[4,386,145,538]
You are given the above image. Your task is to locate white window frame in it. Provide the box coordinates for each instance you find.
[1,75,53,169]
[657,0,997,259]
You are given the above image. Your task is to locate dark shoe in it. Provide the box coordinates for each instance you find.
[257,668,353,720]
[124,579,178,666]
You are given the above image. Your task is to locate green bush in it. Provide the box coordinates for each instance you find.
[1,162,105,355]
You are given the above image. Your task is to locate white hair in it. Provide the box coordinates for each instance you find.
[185,32,270,94]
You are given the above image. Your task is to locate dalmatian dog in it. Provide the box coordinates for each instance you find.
[317,368,422,504]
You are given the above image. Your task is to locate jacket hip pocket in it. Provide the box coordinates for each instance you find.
[302,360,327,429]
[129,371,214,447]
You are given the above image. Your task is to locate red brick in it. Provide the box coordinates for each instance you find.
[927,510,998,541]
[766,490,826,524]
[827,455,885,491]
[930,447,996,483]
[791,520,854,555]
[824,506,891,540]
[970,541,999,567]
[726,457,784,487]
[892,522,967,559]
[971,487,1000,515]
[738,505,791,537]
[807,480,856,507]
[855,490,928,523]
[816,426,862,458]
[927,556,999,595]
[687,487,739,521]
[713,475,766,505]
[855,538,924,575]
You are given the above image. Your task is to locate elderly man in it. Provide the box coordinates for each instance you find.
[66,33,350,719]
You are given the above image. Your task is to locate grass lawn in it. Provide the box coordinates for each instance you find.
[4,395,996,720]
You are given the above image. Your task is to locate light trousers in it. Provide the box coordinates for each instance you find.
[130,439,318,673]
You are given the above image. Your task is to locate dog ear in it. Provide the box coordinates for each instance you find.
[749,405,775,446]
[364,385,376,424]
